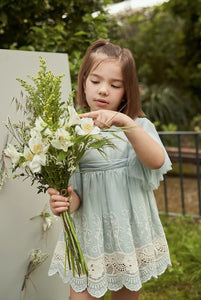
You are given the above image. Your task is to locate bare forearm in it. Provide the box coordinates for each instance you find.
[123,117,165,169]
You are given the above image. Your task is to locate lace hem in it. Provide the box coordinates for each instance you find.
[48,236,171,298]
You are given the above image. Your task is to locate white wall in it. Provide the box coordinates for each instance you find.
[0,50,71,300]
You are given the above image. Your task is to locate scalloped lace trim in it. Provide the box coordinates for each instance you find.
[48,236,171,298]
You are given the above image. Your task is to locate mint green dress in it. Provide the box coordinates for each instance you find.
[48,118,172,297]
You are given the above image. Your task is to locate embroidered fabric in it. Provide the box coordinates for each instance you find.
[48,235,171,298]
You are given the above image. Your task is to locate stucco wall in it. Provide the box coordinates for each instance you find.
[0,50,71,300]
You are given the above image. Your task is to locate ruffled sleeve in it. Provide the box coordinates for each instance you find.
[127,118,172,191]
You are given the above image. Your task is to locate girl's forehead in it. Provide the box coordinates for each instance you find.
[90,56,122,73]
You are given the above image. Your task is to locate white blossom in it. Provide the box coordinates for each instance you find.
[23,146,34,161]
[35,116,47,131]
[28,135,49,155]
[28,153,46,173]
[4,144,22,166]
[43,127,53,137]
[51,128,73,152]
[67,106,80,127]
[43,216,54,232]
[75,118,100,135]
[30,128,42,139]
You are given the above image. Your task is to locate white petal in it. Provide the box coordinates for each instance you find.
[35,117,46,131]
[44,128,53,137]
[28,155,42,173]
[50,139,61,150]
[23,146,34,161]
[5,144,22,165]
[79,118,95,134]
[68,106,80,126]
[91,126,101,135]
[43,223,48,231]
[75,125,85,135]
[28,136,49,154]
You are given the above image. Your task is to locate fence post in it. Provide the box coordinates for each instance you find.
[177,134,186,216]
[195,134,201,216]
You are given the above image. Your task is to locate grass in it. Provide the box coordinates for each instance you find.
[104,215,201,300]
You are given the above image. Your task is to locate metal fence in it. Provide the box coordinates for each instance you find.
[158,131,201,218]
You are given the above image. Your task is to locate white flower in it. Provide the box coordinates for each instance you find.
[43,127,53,137]
[51,128,73,152]
[4,144,22,166]
[67,106,80,127]
[43,216,54,232]
[23,146,34,162]
[35,116,47,131]
[28,154,46,173]
[31,117,53,138]
[30,128,42,139]
[75,118,100,135]
[28,136,49,155]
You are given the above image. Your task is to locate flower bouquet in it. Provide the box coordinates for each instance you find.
[21,248,49,299]
[3,57,116,277]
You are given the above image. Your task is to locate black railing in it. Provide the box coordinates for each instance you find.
[158,131,201,218]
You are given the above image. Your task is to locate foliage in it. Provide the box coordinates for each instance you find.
[108,0,201,130]
[104,215,201,299]
[191,114,201,132]
[14,57,65,128]
[140,83,193,129]
[160,123,178,132]
[0,0,113,90]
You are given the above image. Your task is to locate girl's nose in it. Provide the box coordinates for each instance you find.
[98,84,109,96]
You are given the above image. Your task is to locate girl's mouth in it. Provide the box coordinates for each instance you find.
[95,99,109,106]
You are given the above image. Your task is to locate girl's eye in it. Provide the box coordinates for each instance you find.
[112,85,121,88]
[91,80,99,84]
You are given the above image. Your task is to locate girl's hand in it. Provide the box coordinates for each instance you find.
[48,187,80,216]
[79,110,133,129]
[80,110,165,169]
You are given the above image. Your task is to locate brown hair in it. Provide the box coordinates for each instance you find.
[77,39,145,119]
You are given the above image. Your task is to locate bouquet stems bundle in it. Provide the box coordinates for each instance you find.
[61,203,88,276]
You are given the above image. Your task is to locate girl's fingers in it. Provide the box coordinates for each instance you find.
[52,201,69,210]
[48,187,74,215]
[52,205,69,215]
[67,186,73,195]
[79,112,95,118]
[50,198,70,215]
[47,187,59,195]
[79,110,119,128]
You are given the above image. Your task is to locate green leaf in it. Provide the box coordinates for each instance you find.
[74,31,88,36]
[57,151,68,162]
[89,139,114,149]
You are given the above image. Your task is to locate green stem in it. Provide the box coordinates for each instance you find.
[61,209,88,276]
[63,210,88,275]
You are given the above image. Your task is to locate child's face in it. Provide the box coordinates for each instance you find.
[84,58,125,112]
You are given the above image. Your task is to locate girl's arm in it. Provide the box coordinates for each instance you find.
[79,110,165,169]
[48,187,80,216]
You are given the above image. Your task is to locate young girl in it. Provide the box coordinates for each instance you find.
[48,39,172,300]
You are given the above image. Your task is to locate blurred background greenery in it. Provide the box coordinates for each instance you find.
[0,0,200,130]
